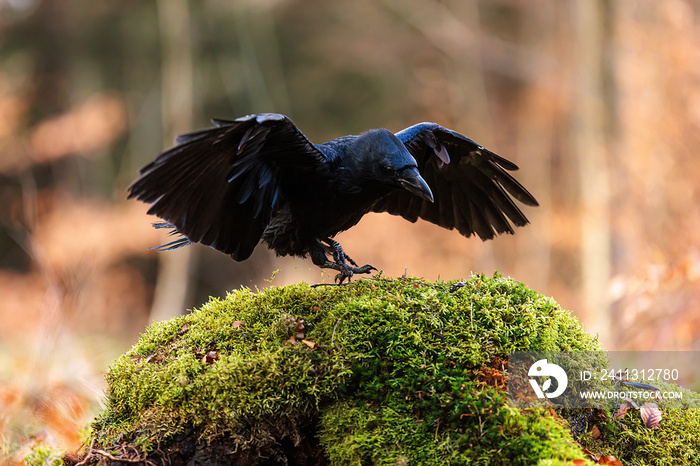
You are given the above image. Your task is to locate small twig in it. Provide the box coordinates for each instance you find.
[74,456,90,466]
[74,440,158,466]
[93,448,157,465]
[73,438,95,466]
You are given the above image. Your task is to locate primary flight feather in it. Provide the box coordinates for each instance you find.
[128,113,538,282]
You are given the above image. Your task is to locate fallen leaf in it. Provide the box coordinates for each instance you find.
[202,351,218,365]
[640,402,662,429]
[613,402,630,419]
[178,324,190,335]
[301,339,316,349]
[591,424,601,440]
[569,459,587,466]
[285,335,297,345]
[597,455,622,465]
[620,396,639,410]
[232,320,245,328]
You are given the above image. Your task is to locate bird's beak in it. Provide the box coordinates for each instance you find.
[399,168,434,203]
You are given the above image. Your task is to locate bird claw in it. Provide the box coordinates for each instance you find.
[320,239,376,283]
[334,264,377,284]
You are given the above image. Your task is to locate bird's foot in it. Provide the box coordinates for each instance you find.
[318,238,376,283]
[333,263,377,284]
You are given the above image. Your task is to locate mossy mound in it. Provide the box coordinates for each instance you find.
[86,274,604,465]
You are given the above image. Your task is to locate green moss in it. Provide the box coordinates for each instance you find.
[23,445,63,466]
[319,397,587,465]
[88,274,607,464]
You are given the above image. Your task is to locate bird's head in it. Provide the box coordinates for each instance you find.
[351,128,434,202]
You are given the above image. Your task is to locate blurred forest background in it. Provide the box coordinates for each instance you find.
[1,0,700,461]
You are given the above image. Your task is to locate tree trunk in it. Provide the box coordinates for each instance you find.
[150,0,197,322]
[572,0,612,343]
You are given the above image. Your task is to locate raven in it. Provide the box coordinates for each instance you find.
[128,113,538,282]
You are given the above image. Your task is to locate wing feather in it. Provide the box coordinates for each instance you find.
[374,122,538,240]
[128,113,329,260]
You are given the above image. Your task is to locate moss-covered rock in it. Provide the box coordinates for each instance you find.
[77,274,699,465]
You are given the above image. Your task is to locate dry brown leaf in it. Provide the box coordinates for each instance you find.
[232,321,245,328]
[301,339,316,349]
[591,424,601,440]
[613,402,630,419]
[640,402,662,429]
[597,455,622,465]
[202,351,219,365]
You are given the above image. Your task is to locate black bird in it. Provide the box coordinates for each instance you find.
[128,113,538,282]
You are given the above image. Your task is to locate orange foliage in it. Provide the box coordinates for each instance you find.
[29,93,126,164]
[0,92,126,173]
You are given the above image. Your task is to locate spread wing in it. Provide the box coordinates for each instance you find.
[127,113,330,260]
[372,122,538,240]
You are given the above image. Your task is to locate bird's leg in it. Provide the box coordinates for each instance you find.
[327,239,358,266]
[310,239,376,284]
